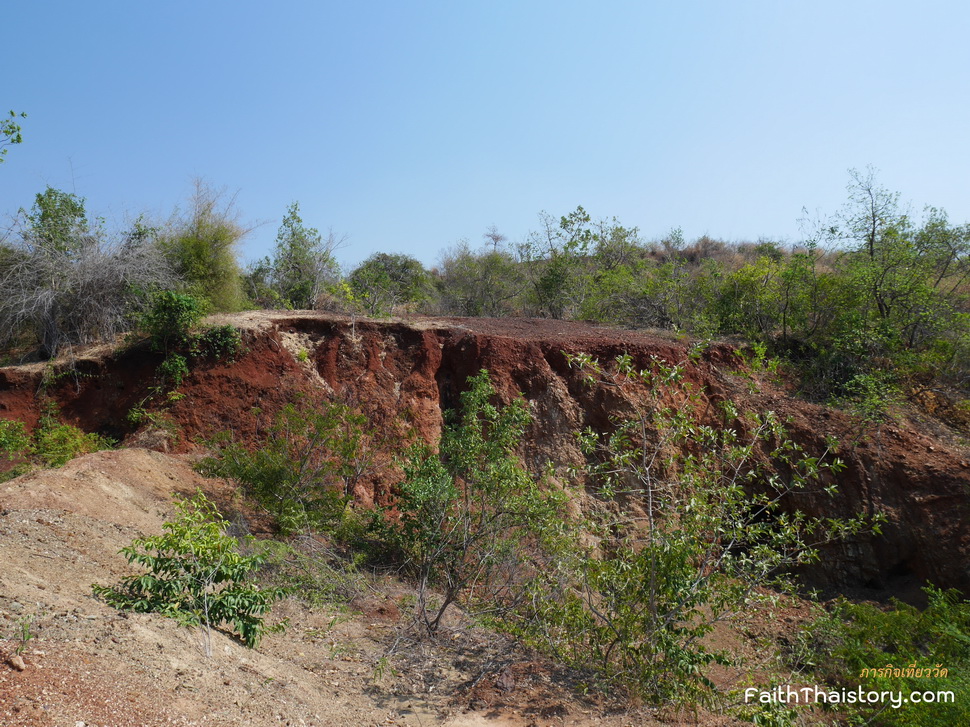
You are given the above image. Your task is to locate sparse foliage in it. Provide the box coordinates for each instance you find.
[519,206,595,319]
[436,234,524,317]
[789,169,970,403]
[12,614,36,656]
[158,181,249,312]
[508,353,878,706]
[93,491,287,652]
[378,370,568,636]
[200,399,377,535]
[0,110,26,164]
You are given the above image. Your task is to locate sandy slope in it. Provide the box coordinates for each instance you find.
[0,449,679,727]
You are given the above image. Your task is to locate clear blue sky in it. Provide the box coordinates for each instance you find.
[3,1,968,269]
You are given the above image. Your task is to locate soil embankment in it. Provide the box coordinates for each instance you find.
[2,311,968,595]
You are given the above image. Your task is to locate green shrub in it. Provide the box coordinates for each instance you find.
[192,324,243,361]
[33,420,107,468]
[807,586,970,726]
[32,403,111,467]
[374,370,569,635]
[836,371,901,425]
[506,353,878,708]
[139,290,205,354]
[0,418,32,481]
[93,491,287,651]
[157,353,190,389]
[199,399,375,535]
[1,405,110,477]
[0,418,30,460]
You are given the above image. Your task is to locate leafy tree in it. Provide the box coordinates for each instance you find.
[793,170,970,400]
[579,259,668,328]
[643,256,724,336]
[717,254,786,337]
[519,206,595,319]
[347,252,431,316]
[377,370,568,635]
[263,202,340,309]
[241,256,282,309]
[579,221,672,327]
[94,491,287,652]
[24,186,89,253]
[159,181,248,312]
[0,110,25,164]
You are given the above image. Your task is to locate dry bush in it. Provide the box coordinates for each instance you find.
[0,217,175,359]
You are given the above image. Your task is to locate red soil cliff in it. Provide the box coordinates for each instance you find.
[2,312,968,597]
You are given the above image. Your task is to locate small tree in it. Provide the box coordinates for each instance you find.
[159,181,249,312]
[437,234,524,317]
[511,353,878,707]
[794,169,970,400]
[267,201,340,309]
[347,252,431,316]
[94,491,287,653]
[379,370,568,635]
[139,290,206,354]
[519,206,596,319]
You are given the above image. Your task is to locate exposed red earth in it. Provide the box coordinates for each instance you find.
[3,312,967,594]
[1,312,968,725]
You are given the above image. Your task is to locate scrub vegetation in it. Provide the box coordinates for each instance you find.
[3,168,969,432]
[4,150,970,723]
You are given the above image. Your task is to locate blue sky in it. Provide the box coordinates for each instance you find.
[3,1,968,269]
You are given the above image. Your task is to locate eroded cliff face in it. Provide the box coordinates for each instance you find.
[2,311,968,596]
